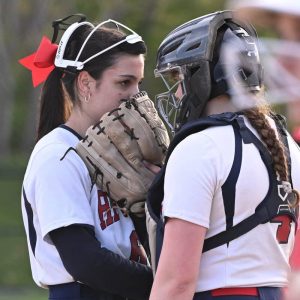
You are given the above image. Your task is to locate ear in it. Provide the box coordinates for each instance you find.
[77,71,93,96]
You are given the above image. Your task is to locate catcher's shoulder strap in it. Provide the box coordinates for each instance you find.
[146,112,241,269]
[146,112,298,270]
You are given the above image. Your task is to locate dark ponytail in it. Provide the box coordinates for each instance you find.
[37,68,72,141]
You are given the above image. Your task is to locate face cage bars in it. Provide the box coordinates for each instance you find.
[154,66,187,135]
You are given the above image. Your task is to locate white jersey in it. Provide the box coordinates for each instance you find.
[21,126,145,288]
[162,116,300,292]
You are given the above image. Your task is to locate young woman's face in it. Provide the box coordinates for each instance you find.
[87,53,144,123]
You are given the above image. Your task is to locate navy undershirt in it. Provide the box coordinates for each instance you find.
[49,225,152,299]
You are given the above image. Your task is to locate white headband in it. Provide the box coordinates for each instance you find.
[54,19,143,70]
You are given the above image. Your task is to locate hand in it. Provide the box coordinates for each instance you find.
[142,160,161,174]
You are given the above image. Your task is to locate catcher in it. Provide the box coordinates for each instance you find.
[147,11,300,300]
[20,13,168,300]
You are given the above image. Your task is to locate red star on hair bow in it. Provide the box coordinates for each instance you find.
[19,36,58,87]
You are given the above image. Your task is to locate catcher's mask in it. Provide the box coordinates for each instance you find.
[52,14,143,71]
[154,10,263,134]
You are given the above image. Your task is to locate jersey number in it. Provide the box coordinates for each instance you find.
[271,215,292,244]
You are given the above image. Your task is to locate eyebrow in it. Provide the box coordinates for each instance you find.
[118,74,143,80]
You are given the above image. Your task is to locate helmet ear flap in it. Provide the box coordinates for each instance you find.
[210,23,263,99]
[191,62,212,107]
[177,61,212,127]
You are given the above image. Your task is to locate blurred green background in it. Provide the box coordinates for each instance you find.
[0,0,226,299]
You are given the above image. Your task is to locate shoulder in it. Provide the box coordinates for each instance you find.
[25,127,88,180]
[33,127,80,159]
[172,124,235,159]
[167,124,236,179]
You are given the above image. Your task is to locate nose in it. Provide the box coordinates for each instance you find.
[133,82,140,95]
[128,84,140,98]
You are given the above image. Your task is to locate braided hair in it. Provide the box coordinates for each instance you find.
[243,105,300,207]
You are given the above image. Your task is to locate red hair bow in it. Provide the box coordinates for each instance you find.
[19,36,58,87]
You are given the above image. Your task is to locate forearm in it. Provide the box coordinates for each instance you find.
[150,218,206,300]
[285,271,300,300]
[50,225,153,300]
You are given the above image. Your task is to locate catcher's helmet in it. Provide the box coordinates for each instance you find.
[155,10,263,133]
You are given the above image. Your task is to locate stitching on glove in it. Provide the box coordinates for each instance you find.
[124,128,139,140]
[108,107,122,116]
[113,114,125,121]
[92,121,106,135]
[85,156,104,185]
[106,181,111,194]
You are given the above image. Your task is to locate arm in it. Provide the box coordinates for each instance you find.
[149,218,207,300]
[285,271,300,300]
[49,225,153,300]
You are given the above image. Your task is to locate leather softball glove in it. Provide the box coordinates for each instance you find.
[76,91,170,216]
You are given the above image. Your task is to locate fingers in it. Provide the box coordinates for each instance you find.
[142,160,161,174]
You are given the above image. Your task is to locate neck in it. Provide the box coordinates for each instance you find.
[203,95,237,116]
[65,108,94,137]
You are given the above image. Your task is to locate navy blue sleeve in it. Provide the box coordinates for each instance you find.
[130,213,150,255]
[49,225,153,300]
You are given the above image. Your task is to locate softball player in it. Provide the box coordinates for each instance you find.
[148,11,300,300]
[20,14,152,300]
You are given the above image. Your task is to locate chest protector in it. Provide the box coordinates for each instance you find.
[145,112,298,273]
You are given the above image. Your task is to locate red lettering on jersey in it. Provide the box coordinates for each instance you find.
[271,215,292,244]
[98,191,120,230]
[129,230,148,265]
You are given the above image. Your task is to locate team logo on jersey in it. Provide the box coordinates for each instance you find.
[277,183,294,214]
[277,183,289,202]
[97,191,120,230]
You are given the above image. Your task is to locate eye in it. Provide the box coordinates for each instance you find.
[138,79,143,85]
[119,79,131,87]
